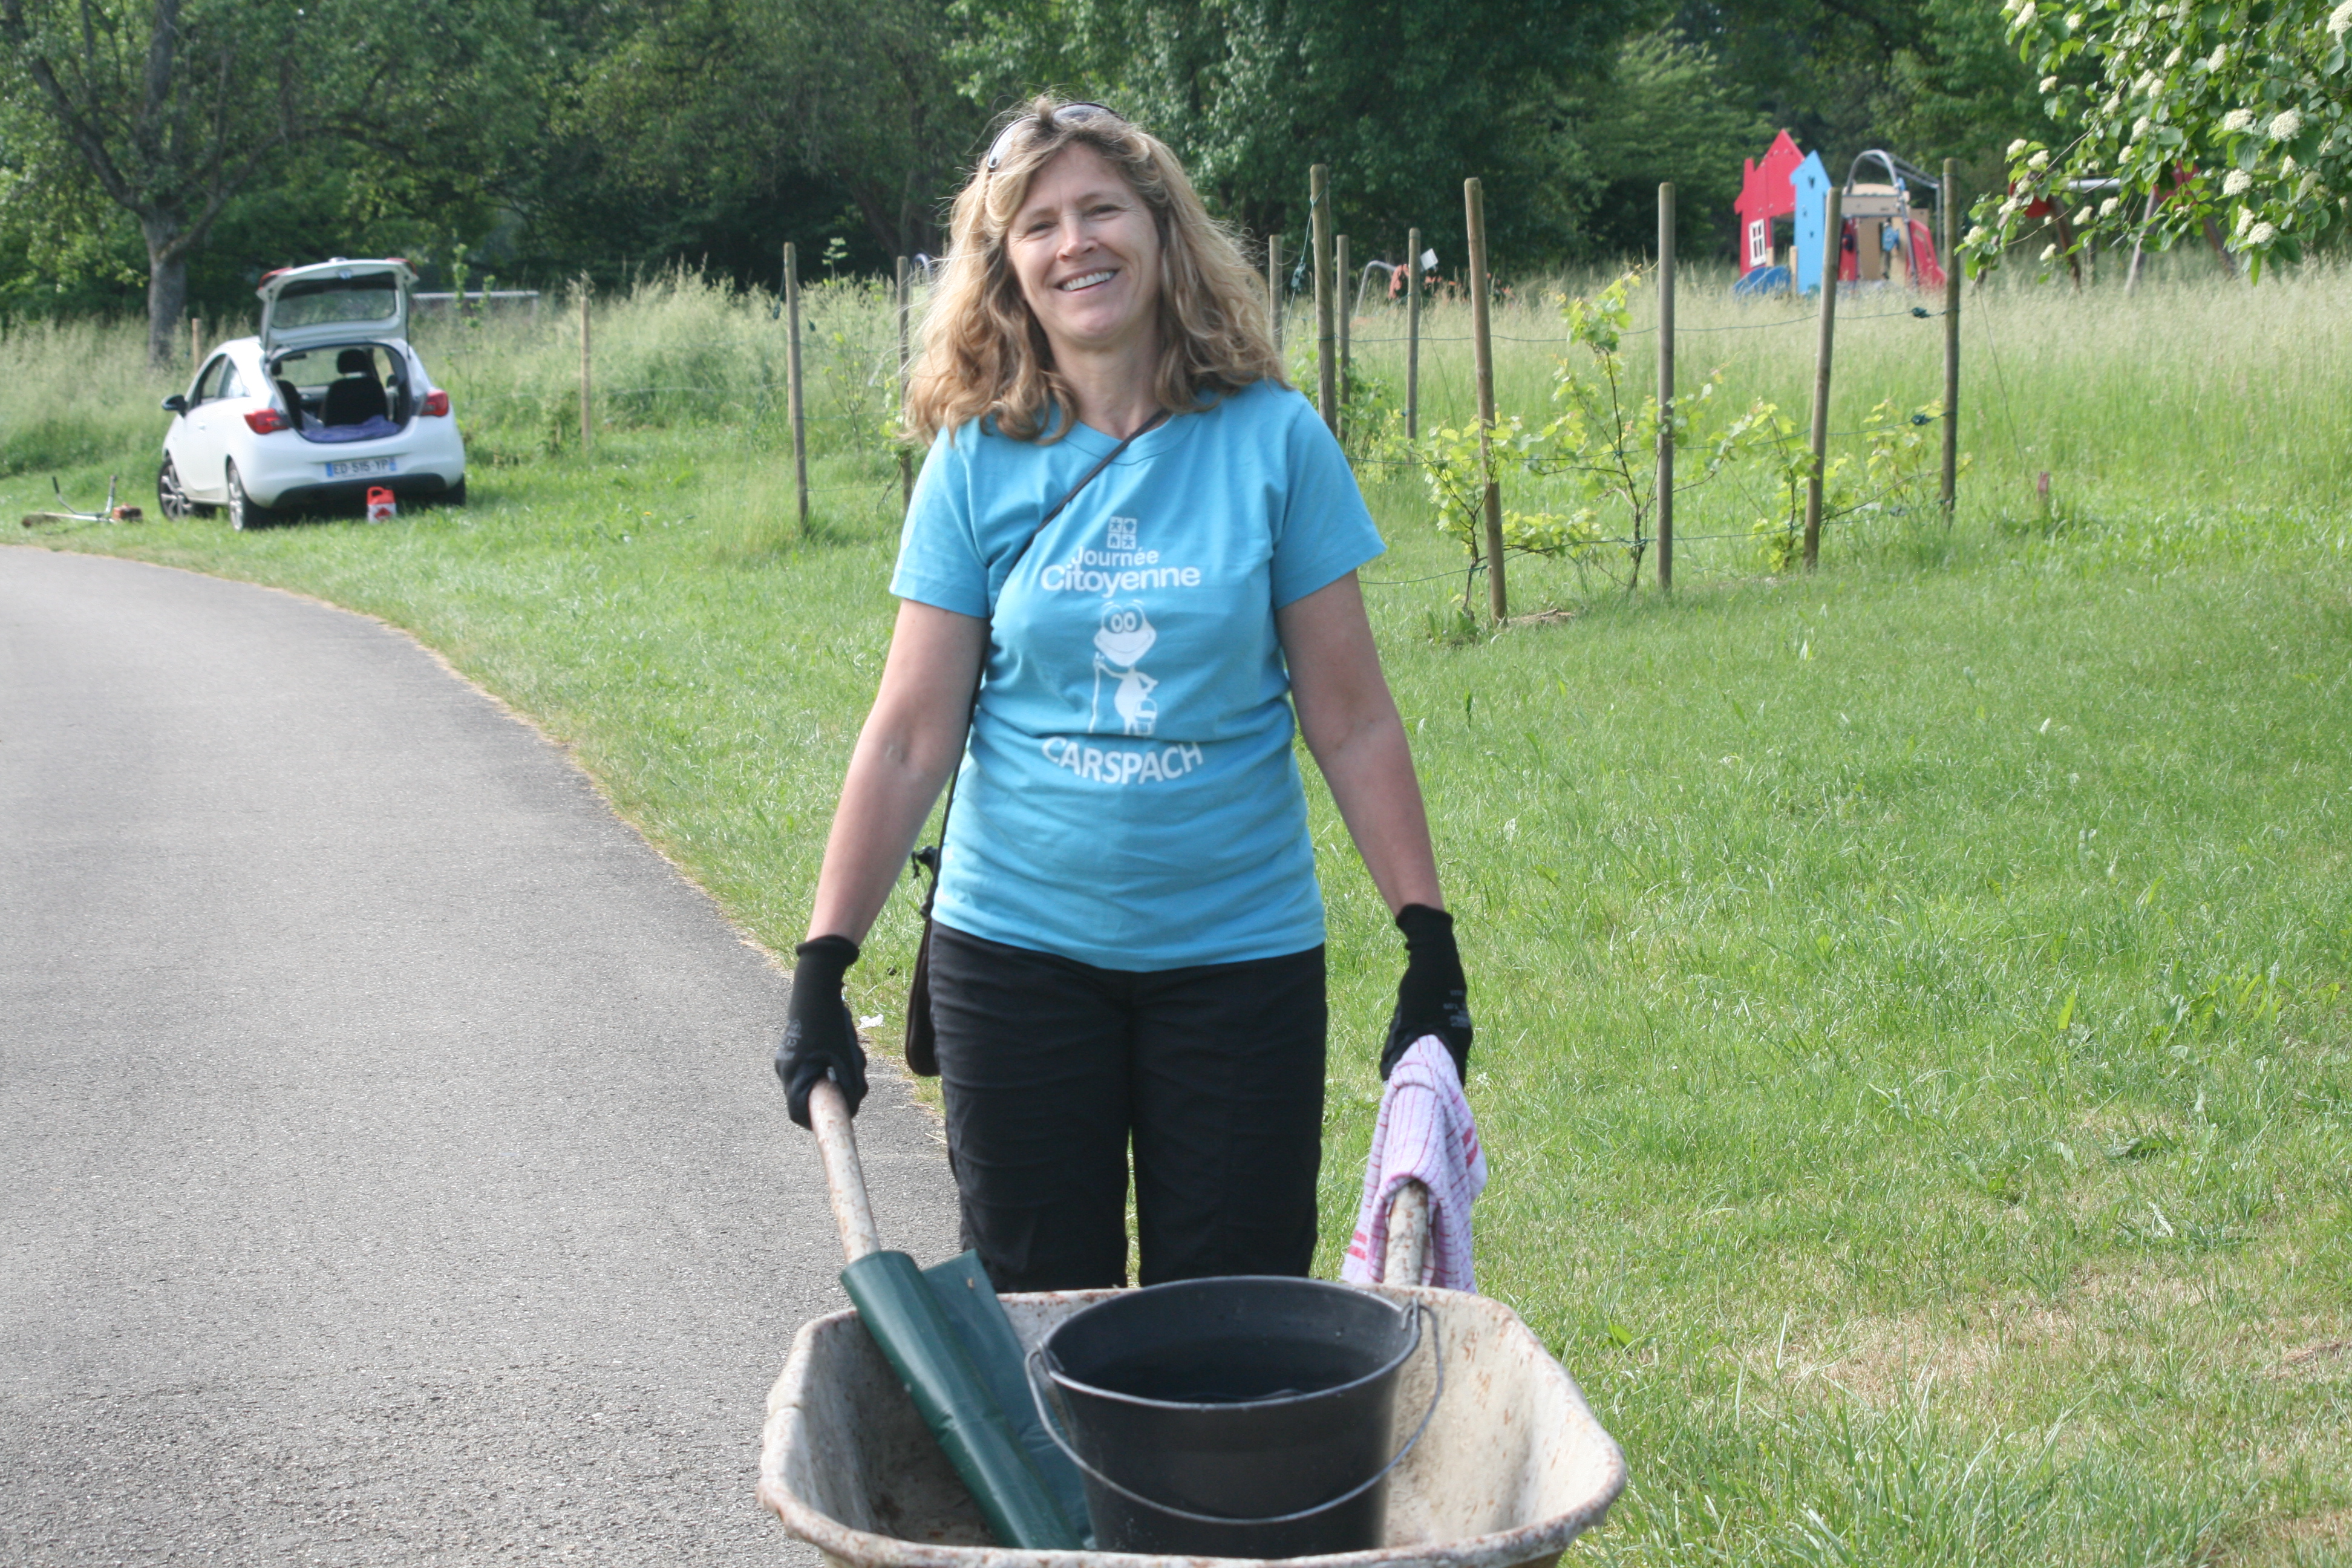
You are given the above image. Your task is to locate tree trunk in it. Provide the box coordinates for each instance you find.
[142,212,190,368]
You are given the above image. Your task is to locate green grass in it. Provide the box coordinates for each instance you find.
[7,266,2349,1566]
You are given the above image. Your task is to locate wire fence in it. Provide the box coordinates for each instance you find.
[416,236,1965,599]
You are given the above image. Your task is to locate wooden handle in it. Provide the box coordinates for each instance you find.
[808,1078,882,1264]
[1383,1178,1431,1285]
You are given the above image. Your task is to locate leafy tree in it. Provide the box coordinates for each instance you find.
[1967,0,2351,276]
[948,0,1647,270]
[560,0,982,261]
[0,0,540,359]
[1541,28,1774,261]
[1674,0,2054,201]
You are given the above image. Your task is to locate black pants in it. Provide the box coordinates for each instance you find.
[927,924,1327,1292]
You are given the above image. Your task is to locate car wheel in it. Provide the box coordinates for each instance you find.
[157,457,204,520]
[440,478,466,507]
[225,462,273,531]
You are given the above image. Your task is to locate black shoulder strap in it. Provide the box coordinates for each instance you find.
[1007,407,1168,584]
[914,408,1169,889]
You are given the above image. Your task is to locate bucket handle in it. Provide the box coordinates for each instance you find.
[1023,1300,1443,1530]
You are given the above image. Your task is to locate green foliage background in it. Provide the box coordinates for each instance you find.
[1,0,2059,328]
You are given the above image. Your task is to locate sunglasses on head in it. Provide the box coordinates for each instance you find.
[983,102,1126,174]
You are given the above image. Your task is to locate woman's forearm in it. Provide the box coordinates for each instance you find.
[1278,573,1443,916]
[1309,707,1443,915]
[805,601,987,944]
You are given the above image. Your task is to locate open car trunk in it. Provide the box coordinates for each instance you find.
[267,341,414,442]
[257,259,416,354]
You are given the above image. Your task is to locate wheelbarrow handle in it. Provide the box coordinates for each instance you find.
[1383,1178,1431,1285]
[808,1078,883,1263]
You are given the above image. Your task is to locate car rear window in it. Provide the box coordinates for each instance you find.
[273,274,399,328]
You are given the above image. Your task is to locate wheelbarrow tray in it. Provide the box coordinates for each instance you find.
[759,1284,1627,1568]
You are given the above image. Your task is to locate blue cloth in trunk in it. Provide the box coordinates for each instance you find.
[299,415,400,445]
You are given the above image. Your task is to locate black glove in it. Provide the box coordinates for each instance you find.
[1380,904,1473,1084]
[775,935,868,1129]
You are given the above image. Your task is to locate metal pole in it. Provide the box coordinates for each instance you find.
[1335,233,1350,443]
[1405,226,1422,441]
[785,244,809,535]
[2125,188,2158,293]
[1466,178,1507,622]
[578,283,593,452]
[1803,188,1843,571]
[897,255,913,512]
[1941,160,1961,522]
[1656,182,1676,594]
[1266,234,1284,354]
[1312,165,1336,436]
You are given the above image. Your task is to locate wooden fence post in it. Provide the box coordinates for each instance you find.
[1941,160,1961,523]
[1802,187,1843,570]
[1266,234,1284,353]
[1312,165,1336,436]
[578,281,593,453]
[1656,182,1676,594]
[897,255,913,511]
[189,315,201,369]
[1466,177,1507,622]
[1334,234,1350,443]
[785,243,809,535]
[1405,226,1422,441]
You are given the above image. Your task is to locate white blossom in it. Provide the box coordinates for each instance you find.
[2269,109,2303,141]
[2028,149,2051,170]
[2007,137,2031,158]
[2065,10,2083,30]
[2132,116,2153,140]
[2163,45,2184,66]
[2040,75,2061,91]
[2207,44,2229,69]
[1966,224,1990,246]
[2221,108,2258,133]
[2249,220,2277,244]
[2236,204,2255,234]
[2100,195,2122,217]
[2331,0,2352,40]
[2073,205,2096,225]
[2223,168,2253,194]
[2040,243,2059,260]
[2281,155,2298,175]
[2015,1,2037,26]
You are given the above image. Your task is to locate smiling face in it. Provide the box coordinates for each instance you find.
[1006,144,1164,365]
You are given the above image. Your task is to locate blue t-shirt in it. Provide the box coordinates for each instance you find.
[889,380,1385,971]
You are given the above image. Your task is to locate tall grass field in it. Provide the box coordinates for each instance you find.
[7,263,2350,1566]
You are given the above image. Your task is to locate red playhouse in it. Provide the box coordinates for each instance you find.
[1735,133,1949,295]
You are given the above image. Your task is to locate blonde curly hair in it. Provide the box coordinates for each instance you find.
[905,98,1285,446]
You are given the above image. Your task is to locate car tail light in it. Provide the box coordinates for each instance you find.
[422,390,450,417]
[244,408,290,434]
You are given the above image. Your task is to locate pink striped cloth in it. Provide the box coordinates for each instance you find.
[1340,1036,1488,1290]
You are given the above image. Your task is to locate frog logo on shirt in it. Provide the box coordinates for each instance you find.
[1090,601,1159,736]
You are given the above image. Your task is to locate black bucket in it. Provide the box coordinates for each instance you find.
[1026,1277,1439,1559]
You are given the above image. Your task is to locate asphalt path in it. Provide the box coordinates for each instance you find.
[0,547,956,1564]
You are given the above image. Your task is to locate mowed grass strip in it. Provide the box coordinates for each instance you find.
[7,273,2348,1566]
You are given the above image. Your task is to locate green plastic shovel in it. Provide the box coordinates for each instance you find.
[806,1079,1089,1549]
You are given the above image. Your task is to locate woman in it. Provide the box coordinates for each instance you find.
[777,99,1473,1291]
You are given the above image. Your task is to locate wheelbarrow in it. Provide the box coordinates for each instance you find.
[760,1082,1627,1568]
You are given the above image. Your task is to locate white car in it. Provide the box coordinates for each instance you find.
[158,258,466,528]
